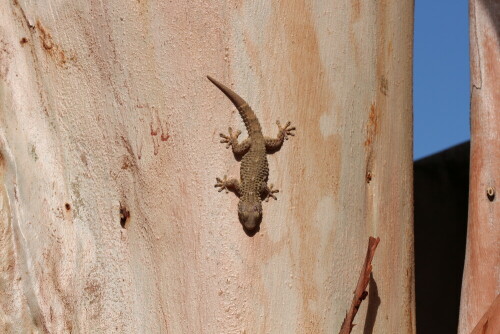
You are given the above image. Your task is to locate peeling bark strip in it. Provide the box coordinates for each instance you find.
[470,294,500,334]
[339,237,380,334]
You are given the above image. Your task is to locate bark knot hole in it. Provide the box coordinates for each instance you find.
[120,204,130,229]
[366,171,373,183]
[486,187,495,201]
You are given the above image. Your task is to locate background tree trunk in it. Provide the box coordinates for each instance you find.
[459,1,500,333]
[0,1,414,332]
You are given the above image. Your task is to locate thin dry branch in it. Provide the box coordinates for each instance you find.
[339,236,380,334]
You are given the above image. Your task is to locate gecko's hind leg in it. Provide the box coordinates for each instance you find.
[215,175,241,197]
[265,121,296,153]
[260,183,279,202]
[220,127,251,156]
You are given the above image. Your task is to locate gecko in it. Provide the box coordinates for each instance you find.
[207,76,295,233]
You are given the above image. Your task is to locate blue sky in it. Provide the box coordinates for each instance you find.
[413,0,470,160]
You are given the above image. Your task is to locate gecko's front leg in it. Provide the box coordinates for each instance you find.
[215,175,241,197]
[220,127,251,156]
[260,182,279,202]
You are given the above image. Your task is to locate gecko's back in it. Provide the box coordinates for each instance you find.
[237,103,268,204]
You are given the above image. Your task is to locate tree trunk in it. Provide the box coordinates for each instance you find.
[459,1,500,333]
[0,1,414,333]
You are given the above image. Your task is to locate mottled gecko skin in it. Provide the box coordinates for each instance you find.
[207,76,295,234]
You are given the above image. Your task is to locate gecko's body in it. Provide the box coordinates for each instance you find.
[207,76,295,233]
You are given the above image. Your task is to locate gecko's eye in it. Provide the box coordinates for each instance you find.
[238,201,262,231]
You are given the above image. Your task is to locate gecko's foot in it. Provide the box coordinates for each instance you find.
[215,176,241,196]
[215,175,230,193]
[276,121,296,140]
[263,184,279,202]
[219,127,242,149]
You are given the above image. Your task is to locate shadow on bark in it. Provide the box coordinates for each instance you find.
[363,274,380,334]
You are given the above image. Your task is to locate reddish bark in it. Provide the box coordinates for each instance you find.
[459,1,500,332]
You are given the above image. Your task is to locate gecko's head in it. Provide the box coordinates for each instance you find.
[238,200,262,232]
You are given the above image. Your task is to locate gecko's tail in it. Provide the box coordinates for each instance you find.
[207,76,248,110]
[207,76,262,135]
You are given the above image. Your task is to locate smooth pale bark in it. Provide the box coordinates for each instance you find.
[459,1,500,333]
[0,1,414,333]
